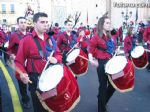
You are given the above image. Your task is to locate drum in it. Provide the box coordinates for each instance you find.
[131,46,148,69]
[66,48,88,76]
[37,64,80,112]
[105,56,134,93]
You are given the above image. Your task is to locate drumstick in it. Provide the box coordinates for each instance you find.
[66,36,84,56]
[112,46,121,58]
[42,51,54,73]
[66,42,79,56]
[7,61,32,84]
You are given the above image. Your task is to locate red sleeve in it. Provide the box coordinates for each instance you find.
[143,27,148,42]
[57,33,63,49]
[53,47,62,63]
[7,33,18,53]
[15,38,29,73]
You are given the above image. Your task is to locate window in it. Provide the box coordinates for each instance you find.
[2,4,6,13]
[10,4,14,13]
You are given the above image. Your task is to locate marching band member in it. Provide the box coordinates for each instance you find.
[143,24,150,71]
[15,12,62,112]
[88,14,115,112]
[57,19,77,64]
[77,29,90,54]
[7,17,31,108]
[124,26,135,59]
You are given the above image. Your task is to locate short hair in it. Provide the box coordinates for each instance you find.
[17,17,26,23]
[33,12,48,22]
[64,20,72,25]
[55,23,59,27]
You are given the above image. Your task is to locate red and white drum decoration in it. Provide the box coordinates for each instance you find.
[66,48,88,76]
[105,56,135,93]
[131,46,148,69]
[37,64,80,112]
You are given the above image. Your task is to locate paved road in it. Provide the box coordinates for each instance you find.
[1,61,150,112]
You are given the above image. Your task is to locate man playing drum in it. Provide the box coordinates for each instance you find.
[15,12,62,112]
[57,19,77,64]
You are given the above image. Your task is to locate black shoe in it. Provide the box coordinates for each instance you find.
[22,102,31,109]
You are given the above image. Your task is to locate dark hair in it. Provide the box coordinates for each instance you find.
[33,12,48,22]
[64,20,72,25]
[55,23,59,27]
[17,17,26,24]
[97,15,111,38]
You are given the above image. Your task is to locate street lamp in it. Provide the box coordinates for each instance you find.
[121,8,132,24]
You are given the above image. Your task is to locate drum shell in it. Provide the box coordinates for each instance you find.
[68,49,88,76]
[40,65,80,112]
[108,59,134,92]
[131,51,148,69]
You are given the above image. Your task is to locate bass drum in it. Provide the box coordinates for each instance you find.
[37,64,80,112]
[105,56,134,93]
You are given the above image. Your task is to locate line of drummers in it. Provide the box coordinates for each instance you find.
[0,12,150,112]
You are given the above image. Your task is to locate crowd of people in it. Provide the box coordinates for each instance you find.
[0,11,150,112]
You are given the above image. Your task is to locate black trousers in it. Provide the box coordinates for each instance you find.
[97,59,115,112]
[28,73,48,112]
[17,80,30,103]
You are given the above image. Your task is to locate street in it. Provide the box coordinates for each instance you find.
[0,60,150,112]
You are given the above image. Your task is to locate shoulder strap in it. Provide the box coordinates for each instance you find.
[33,37,44,58]
[15,32,22,40]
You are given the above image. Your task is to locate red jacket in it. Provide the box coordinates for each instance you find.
[0,30,7,46]
[124,35,133,54]
[88,34,111,60]
[15,30,62,76]
[77,36,89,49]
[8,31,27,55]
[143,26,150,49]
[57,31,77,53]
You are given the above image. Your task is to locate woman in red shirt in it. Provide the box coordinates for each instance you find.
[88,15,115,112]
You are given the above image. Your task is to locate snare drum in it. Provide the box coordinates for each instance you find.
[105,56,134,93]
[37,64,80,112]
[131,46,148,69]
[66,48,88,76]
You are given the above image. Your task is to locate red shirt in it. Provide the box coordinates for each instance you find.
[15,30,62,74]
[0,30,7,46]
[124,35,133,54]
[143,26,150,49]
[57,31,76,52]
[8,31,27,55]
[88,34,111,60]
[77,36,89,49]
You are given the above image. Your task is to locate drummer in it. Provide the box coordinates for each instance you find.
[76,29,90,54]
[88,14,115,112]
[57,19,77,64]
[15,12,62,112]
[124,26,136,59]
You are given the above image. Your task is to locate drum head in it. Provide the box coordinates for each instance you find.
[38,64,64,91]
[66,48,80,62]
[105,56,127,75]
[131,46,144,58]
[4,41,9,48]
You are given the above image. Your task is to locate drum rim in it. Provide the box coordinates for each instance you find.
[38,64,64,91]
[66,48,80,62]
[131,46,144,58]
[105,56,127,75]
